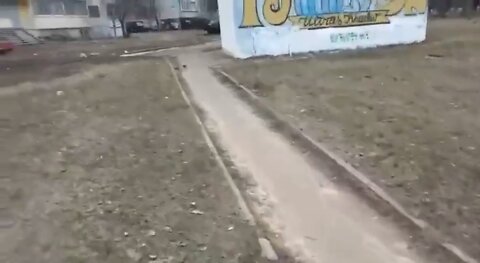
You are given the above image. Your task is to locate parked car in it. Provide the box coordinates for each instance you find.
[160,19,180,30]
[0,37,14,54]
[204,13,220,34]
[126,20,151,33]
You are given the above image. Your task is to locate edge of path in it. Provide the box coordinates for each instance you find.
[166,57,298,262]
[213,68,478,263]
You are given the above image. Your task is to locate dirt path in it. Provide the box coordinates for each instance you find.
[172,51,428,263]
[221,18,480,262]
[0,59,263,263]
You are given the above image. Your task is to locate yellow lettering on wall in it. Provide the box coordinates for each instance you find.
[381,0,405,16]
[381,0,427,15]
[263,0,292,26]
[404,0,427,15]
[241,0,426,29]
[240,0,262,27]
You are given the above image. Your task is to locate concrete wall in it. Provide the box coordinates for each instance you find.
[219,0,428,58]
[0,0,21,28]
[219,0,238,55]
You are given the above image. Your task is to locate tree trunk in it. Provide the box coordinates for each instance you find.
[155,15,161,31]
[112,19,117,38]
[119,18,130,38]
[437,0,452,17]
[462,0,474,17]
[150,0,161,31]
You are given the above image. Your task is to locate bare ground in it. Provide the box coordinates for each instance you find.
[223,18,480,260]
[0,30,217,87]
[0,59,263,263]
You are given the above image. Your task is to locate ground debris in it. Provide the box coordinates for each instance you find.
[175,241,188,247]
[147,230,156,237]
[190,209,204,215]
[149,256,175,263]
[258,238,278,261]
[425,54,445,59]
[126,248,142,262]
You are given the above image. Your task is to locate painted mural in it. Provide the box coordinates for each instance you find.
[218,0,428,57]
[240,0,426,29]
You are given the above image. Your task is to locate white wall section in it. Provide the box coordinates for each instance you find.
[219,0,428,58]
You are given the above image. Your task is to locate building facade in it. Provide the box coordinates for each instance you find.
[0,0,117,39]
[0,0,219,40]
[157,0,218,29]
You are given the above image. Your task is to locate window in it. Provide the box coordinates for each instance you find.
[181,0,197,11]
[88,5,100,18]
[35,0,88,16]
[206,0,218,12]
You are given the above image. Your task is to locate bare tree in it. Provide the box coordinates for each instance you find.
[112,0,137,38]
[462,0,474,17]
[149,0,161,31]
[436,0,452,17]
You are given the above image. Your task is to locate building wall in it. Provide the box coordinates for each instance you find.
[159,0,218,20]
[27,0,111,29]
[195,0,217,18]
[220,0,428,58]
[219,0,238,56]
[0,0,21,28]
[0,0,116,38]
[22,0,116,38]
[158,0,180,20]
[182,0,215,18]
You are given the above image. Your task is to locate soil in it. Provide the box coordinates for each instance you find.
[223,18,480,260]
[0,59,264,263]
[0,30,217,87]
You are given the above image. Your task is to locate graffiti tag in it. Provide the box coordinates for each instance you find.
[330,32,370,43]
